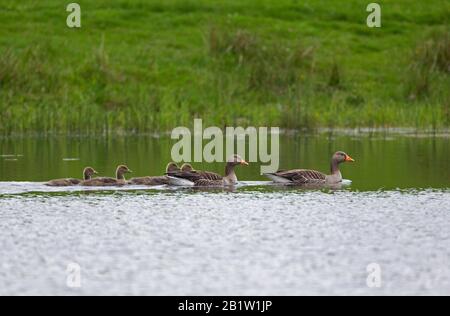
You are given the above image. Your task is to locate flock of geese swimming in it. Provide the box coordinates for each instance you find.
[45,151,355,187]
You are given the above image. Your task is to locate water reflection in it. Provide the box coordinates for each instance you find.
[0,133,448,190]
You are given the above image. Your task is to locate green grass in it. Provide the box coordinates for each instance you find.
[0,0,449,134]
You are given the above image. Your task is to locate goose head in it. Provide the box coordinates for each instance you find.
[227,154,248,166]
[227,154,249,167]
[332,151,355,164]
[180,163,195,172]
[83,167,98,180]
[166,162,180,173]
[116,165,132,180]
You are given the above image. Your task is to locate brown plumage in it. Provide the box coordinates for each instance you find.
[166,162,222,183]
[264,151,355,185]
[128,162,180,185]
[81,165,132,186]
[45,167,98,186]
[266,169,326,183]
[168,155,249,186]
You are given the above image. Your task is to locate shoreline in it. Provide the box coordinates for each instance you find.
[1,127,449,139]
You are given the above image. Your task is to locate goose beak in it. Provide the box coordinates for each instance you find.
[345,155,355,162]
[240,160,249,166]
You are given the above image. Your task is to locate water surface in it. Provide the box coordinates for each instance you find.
[0,133,448,190]
[0,134,449,295]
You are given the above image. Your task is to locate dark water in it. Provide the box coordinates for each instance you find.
[0,133,448,190]
[0,134,449,295]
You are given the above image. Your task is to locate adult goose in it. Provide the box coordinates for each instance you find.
[128,162,180,185]
[45,167,98,186]
[168,154,248,186]
[264,151,354,185]
[81,165,132,186]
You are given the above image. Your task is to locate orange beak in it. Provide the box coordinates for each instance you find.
[345,155,355,162]
[240,160,249,166]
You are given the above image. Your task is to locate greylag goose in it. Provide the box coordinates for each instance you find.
[45,167,98,186]
[128,162,180,185]
[167,162,222,182]
[168,154,248,186]
[179,163,195,172]
[264,151,354,184]
[81,165,132,186]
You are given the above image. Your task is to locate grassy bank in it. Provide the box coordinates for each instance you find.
[0,0,449,134]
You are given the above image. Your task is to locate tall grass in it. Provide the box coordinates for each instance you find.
[0,0,448,135]
[208,27,316,96]
[407,29,450,100]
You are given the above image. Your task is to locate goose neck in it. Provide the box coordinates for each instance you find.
[225,163,238,183]
[330,158,340,175]
[116,169,125,180]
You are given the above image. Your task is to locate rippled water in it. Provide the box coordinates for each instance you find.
[0,186,448,295]
[0,134,449,295]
